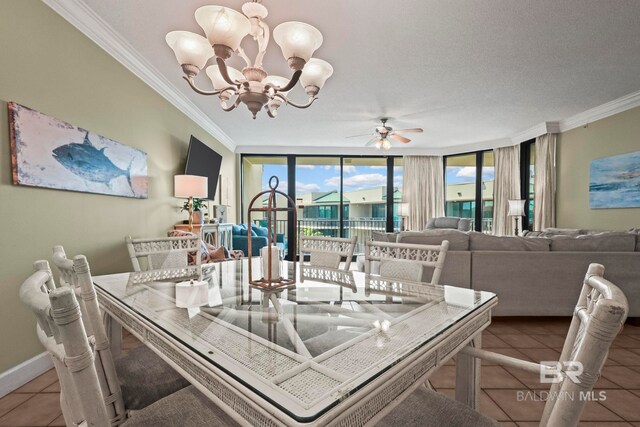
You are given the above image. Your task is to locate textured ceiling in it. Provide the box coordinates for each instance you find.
[80,0,640,152]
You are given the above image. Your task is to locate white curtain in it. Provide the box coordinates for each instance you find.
[402,156,444,231]
[493,145,521,236]
[534,133,557,231]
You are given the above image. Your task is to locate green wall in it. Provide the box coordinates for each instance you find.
[557,106,640,230]
[0,1,236,373]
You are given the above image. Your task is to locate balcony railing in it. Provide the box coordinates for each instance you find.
[252,218,401,254]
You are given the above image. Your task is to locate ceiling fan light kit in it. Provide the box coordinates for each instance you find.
[349,118,424,150]
[166,1,333,119]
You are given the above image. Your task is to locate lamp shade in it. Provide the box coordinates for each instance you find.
[273,21,323,62]
[397,202,410,218]
[300,58,333,90]
[195,6,250,51]
[206,65,244,89]
[174,175,208,198]
[507,199,526,217]
[165,31,214,70]
[263,75,292,95]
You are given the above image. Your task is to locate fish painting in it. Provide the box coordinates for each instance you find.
[9,102,147,198]
[52,132,133,189]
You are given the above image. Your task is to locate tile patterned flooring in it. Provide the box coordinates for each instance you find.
[1,318,639,426]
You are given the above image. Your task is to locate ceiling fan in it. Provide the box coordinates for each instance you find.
[346,118,423,150]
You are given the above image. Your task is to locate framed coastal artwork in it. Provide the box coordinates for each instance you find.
[589,150,640,209]
[8,102,147,199]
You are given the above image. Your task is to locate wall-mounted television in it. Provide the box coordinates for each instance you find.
[184,135,222,201]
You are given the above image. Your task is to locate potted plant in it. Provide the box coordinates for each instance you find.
[182,198,208,225]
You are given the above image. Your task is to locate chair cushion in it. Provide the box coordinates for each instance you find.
[115,346,190,410]
[122,385,239,427]
[376,386,498,427]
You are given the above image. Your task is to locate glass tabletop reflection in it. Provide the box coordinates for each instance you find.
[94,259,495,421]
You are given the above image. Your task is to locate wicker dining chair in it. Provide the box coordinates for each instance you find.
[374,263,628,427]
[125,235,201,272]
[364,240,449,284]
[21,260,239,427]
[51,246,190,414]
[299,235,357,271]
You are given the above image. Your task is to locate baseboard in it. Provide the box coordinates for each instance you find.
[0,352,54,398]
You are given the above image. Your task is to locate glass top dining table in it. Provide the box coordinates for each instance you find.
[94,259,496,425]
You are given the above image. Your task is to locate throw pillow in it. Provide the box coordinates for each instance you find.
[252,225,269,237]
[250,229,258,237]
[209,246,226,261]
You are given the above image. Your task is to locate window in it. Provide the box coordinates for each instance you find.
[241,155,399,256]
[445,153,478,230]
[444,151,493,232]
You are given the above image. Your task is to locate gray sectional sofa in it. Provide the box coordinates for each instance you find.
[358,228,640,317]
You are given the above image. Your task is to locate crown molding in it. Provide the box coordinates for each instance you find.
[558,89,640,132]
[42,0,236,152]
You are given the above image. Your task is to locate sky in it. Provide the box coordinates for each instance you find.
[261,163,497,196]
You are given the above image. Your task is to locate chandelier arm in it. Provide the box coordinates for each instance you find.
[277,70,303,93]
[220,96,241,112]
[182,76,222,96]
[285,96,318,109]
[253,20,270,68]
[236,46,252,68]
[216,57,239,86]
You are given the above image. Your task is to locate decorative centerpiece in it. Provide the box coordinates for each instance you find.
[246,176,296,288]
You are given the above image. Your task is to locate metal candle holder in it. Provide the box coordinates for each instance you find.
[247,176,297,289]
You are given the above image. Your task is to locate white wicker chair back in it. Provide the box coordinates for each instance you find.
[51,246,127,425]
[19,261,111,427]
[299,235,357,271]
[125,235,201,273]
[364,240,450,285]
[540,263,629,427]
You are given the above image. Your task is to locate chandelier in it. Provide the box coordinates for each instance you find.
[166,1,333,119]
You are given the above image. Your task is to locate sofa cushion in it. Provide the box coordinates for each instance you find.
[549,232,636,252]
[251,225,269,237]
[469,232,551,251]
[540,227,584,236]
[371,231,398,243]
[397,229,469,251]
[231,224,243,235]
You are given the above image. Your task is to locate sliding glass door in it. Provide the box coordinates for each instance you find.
[241,155,400,257]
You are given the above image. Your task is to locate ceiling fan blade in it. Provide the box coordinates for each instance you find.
[394,128,423,134]
[364,137,379,147]
[390,134,411,143]
[346,133,373,139]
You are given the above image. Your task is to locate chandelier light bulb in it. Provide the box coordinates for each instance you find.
[375,140,383,150]
[382,139,392,150]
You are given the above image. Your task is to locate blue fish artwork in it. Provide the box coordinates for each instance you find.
[9,102,147,198]
[52,132,132,189]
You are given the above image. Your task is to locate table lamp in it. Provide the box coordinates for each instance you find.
[174,175,208,232]
[397,202,410,231]
[507,199,526,236]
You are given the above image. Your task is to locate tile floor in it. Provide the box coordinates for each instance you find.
[1,318,639,426]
